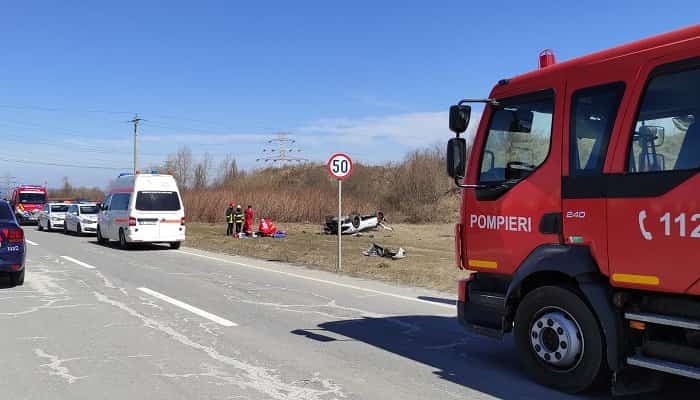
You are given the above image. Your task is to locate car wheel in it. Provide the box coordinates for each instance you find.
[97,226,107,245]
[514,285,606,394]
[10,269,25,286]
[169,242,181,250]
[63,223,68,234]
[119,229,130,250]
[38,221,43,231]
[76,223,82,236]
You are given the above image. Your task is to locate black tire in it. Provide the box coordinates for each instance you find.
[514,285,606,394]
[63,223,67,234]
[38,221,43,231]
[97,226,107,245]
[118,229,130,250]
[169,242,181,250]
[76,223,82,236]
[351,214,361,229]
[10,269,25,286]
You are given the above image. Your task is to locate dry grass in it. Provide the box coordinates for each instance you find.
[179,146,459,224]
[184,222,469,293]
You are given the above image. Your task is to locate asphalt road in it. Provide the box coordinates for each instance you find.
[2,229,697,399]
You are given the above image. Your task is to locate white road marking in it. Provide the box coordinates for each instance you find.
[137,287,237,327]
[60,256,96,269]
[176,250,456,310]
[25,239,39,246]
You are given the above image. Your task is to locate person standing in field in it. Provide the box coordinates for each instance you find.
[225,202,235,236]
[233,205,244,236]
[243,205,255,236]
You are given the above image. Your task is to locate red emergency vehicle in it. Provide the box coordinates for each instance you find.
[446,25,700,394]
[10,185,47,225]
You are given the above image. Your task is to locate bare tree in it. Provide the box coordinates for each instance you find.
[217,155,240,187]
[168,146,193,190]
[192,152,213,189]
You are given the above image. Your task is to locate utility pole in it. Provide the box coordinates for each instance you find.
[129,114,143,174]
[256,132,308,166]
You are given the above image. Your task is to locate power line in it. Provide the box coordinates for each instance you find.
[0,156,128,170]
[0,104,133,115]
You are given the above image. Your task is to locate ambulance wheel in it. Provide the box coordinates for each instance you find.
[119,229,130,250]
[10,269,25,286]
[97,226,107,245]
[169,242,181,250]
[514,285,605,394]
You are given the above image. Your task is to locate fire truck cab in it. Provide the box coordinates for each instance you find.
[10,185,48,225]
[447,25,700,394]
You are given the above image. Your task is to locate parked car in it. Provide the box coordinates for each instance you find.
[0,199,25,286]
[64,203,99,235]
[37,202,70,232]
[98,173,185,249]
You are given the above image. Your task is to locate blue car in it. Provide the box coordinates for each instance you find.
[0,200,25,286]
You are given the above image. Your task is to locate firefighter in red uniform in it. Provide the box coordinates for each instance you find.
[243,205,255,236]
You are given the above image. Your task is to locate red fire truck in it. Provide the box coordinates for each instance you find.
[446,25,700,394]
[10,185,48,225]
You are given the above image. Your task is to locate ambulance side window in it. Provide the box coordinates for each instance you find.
[627,66,700,173]
[570,82,625,176]
[110,194,130,211]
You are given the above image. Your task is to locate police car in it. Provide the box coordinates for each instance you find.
[0,199,25,286]
[64,203,99,235]
[37,202,70,232]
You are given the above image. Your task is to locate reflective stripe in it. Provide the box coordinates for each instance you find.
[612,273,660,286]
[468,259,498,269]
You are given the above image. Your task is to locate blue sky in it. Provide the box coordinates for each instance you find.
[0,1,697,188]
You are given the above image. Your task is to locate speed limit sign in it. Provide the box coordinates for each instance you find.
[327,153,353,272]
[327,153,353,180]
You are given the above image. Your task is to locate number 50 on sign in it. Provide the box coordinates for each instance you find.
[327,153,353,180]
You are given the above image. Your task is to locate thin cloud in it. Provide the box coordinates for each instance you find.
[298,110,480,147]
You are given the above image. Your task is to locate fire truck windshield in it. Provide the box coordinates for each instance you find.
[19,192,46,204]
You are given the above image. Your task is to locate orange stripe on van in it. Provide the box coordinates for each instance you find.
[114,218,129,223]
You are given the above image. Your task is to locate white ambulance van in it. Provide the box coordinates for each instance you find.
[97,173,186,249]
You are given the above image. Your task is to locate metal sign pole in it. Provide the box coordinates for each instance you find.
[337,179,342,271]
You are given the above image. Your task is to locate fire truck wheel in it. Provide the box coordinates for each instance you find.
[514,285,605,394]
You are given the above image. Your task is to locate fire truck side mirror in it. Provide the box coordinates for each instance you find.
[446,137,467,178]
[449,105,471,134]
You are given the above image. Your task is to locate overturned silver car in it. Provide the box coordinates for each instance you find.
[324,212,388,235]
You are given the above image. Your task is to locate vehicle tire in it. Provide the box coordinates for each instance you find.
[351,214,361,229]
[38,221,43,231]
[169,241,181,250]
[97,226,107,245]
[10,269,25,286]
[119,229,130,250]
[63,223,67,234]
[513,285,605,394]
[76,223,82,236]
